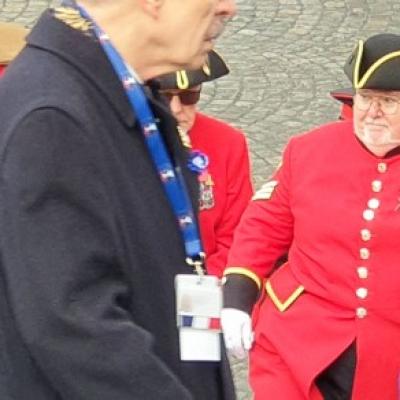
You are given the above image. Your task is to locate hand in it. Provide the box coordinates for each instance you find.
[221,308,253,359]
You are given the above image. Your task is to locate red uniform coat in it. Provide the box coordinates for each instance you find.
[190,112,253,277]
[225,120,400,399]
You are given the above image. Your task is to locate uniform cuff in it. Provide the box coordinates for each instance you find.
[223,273,260,314]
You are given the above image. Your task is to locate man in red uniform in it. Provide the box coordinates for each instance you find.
[221,33,400,400]
[155,51,253,277]
[0,22,27,77]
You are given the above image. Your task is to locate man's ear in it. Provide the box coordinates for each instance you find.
[138,0,164,18]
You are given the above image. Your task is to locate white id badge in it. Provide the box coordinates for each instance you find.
[175,274,222,361]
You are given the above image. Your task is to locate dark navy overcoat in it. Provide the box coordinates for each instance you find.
[0,10,235,400]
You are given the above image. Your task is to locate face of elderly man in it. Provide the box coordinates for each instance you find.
[353,89,400,156]
[155,0,236,69]
[81,0,236,80]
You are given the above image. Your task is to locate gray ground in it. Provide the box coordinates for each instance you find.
[2,0,400,398]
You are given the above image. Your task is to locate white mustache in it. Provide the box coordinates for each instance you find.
[361,125,400,146]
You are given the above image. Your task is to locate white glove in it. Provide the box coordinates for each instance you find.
[221,308,254,359]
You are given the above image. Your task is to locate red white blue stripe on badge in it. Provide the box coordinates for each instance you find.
[178,314,221,331]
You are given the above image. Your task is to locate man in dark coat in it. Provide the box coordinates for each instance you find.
[0,0,236,399]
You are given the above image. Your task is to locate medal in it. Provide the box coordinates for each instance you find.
[199,172,215,210]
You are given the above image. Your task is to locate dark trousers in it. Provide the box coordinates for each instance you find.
[315,342,356,400]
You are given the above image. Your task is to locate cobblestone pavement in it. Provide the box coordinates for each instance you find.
[2,0,400,398]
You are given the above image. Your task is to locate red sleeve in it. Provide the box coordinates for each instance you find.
[225,138,294,283]
[206,134,253,276]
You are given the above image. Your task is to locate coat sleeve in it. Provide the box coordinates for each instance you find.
[223,139,294,313]
[206,132,253,277]
[0,108,193,400]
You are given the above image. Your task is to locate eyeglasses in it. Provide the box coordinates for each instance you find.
[160,89,201,106]
[354,92,400,115]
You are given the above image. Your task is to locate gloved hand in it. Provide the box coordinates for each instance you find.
[221,308,254,359]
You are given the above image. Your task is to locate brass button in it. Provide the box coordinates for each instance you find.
[356,287,368,299]
[367,198,380,209]
[363,209,375,221]
[377,162,387,173]
[371,180,382,193]
[360,248,370,260]
[357,267,368,279]
[360,229,371,241]
[356,307,368,318]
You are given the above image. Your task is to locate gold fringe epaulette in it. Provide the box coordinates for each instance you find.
[54,7,92,33]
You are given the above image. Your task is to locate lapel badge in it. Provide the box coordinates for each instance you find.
[188,150,209,174]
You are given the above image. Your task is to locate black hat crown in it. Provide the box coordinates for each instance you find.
[344,33,400,90]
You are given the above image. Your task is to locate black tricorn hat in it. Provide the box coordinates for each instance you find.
[155,50,229,90]
[344,33,400,90]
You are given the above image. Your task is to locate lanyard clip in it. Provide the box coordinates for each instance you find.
[186,252,206,277]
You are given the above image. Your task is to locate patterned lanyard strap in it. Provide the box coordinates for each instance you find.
[76,5,205,275]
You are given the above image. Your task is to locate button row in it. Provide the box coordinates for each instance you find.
[355,163,386,320]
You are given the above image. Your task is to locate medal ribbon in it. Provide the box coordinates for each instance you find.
[76,4,205,274]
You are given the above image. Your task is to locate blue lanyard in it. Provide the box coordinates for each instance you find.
[77,5,205,274]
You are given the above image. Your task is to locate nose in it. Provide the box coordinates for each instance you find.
[169,95,183,116]
[217,0,237,19]
[366,100,384,118]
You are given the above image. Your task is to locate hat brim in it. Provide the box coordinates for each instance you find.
[155,50,229,90]
[330,87,354,105]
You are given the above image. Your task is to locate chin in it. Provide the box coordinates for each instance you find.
[171,45,209,71]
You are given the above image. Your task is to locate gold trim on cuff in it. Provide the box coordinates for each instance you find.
[224,267,261,290]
